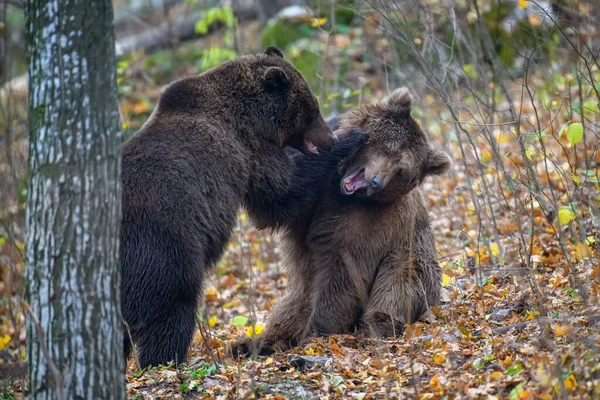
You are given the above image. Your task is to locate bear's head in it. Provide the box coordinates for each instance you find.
[158,46,336,156]
[337,88,451,201]
[256,47,336,155]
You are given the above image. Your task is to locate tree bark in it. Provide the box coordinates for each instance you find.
[24,0,125,399]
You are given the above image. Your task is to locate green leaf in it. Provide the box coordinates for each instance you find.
[525,147,535,160]
[558,121,570,138]
[567,122,583,145]
[231,316,248,327]
[195,19,208,34]
[507,363,523,377]
[331,376,344,387]
[509,383,525,400]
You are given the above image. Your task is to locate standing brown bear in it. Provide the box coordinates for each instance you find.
[121,47,366,368]
[230,88,451,356]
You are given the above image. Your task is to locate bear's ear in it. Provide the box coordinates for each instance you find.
[385,88,413,115]
[263,66,290,91]
[264,46,284,58]
[422,148,451,177]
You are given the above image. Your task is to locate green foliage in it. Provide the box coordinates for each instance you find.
[192,7,238,71]
[0,380,16,400]
[566,122,583,146]
[189,363,218,379]
[509,383,526,400]
[507,363,523,377]
[231,315,248,327]
[195,7,235,34]
[201,47,237,70]
[262,20,309,49]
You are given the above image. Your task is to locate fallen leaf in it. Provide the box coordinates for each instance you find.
[246,325,264,337]
[554,324,569,337]
[433,353,446,365]
[564,374,577,390]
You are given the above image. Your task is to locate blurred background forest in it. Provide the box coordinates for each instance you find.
[1,0,599,398]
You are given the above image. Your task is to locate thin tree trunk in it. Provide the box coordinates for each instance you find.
[24,0,125,398]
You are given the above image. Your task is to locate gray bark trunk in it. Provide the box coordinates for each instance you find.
[24,0,125,399]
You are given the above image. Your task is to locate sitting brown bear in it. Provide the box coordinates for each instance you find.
[230,88,452,356]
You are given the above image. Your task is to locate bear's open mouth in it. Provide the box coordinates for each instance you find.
[304,138,319,154]
[342,168,366,195]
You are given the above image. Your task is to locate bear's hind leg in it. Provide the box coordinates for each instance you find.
[229,288,312,357]
[135,301,197,369]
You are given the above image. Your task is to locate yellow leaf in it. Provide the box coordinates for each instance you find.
[481,150,493,163]
[208,315,217,327]
[490,244,500,257]
[0,335,10,351]
[441,274,452,286]
[558,208,576,225]
[564,374,577,390]
[246,325,265,338]
[222,300,240,308]
[304,347,315,355]
[264,357,274,366]
[554,324,569,337]
[491,371,503,380]
[586,236,595,245]
[433,353,446,365]
[205,287,219,302]
[518,0,527,8]
[310,17,327,28]
[496,134,511,143]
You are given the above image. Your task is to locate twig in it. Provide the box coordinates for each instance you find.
[122,318,140,372]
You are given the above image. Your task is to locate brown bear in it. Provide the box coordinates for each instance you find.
[121,47,366,368]
[230,88,452,356]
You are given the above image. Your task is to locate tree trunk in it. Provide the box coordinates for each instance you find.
[24,1,125,399]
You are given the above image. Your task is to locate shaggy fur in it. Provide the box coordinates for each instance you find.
[121,47,366,368]
[230,88,451,356]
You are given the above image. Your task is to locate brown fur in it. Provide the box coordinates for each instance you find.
[230,88,451,356]
[120,47,366,368]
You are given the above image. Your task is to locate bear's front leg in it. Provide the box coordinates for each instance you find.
[308,252,367,337]
[363,248,430,338]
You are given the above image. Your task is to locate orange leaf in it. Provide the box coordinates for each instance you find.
[575,242,589,260]
[554,324,569,337]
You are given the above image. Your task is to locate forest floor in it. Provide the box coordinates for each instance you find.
[116,154,599,399]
